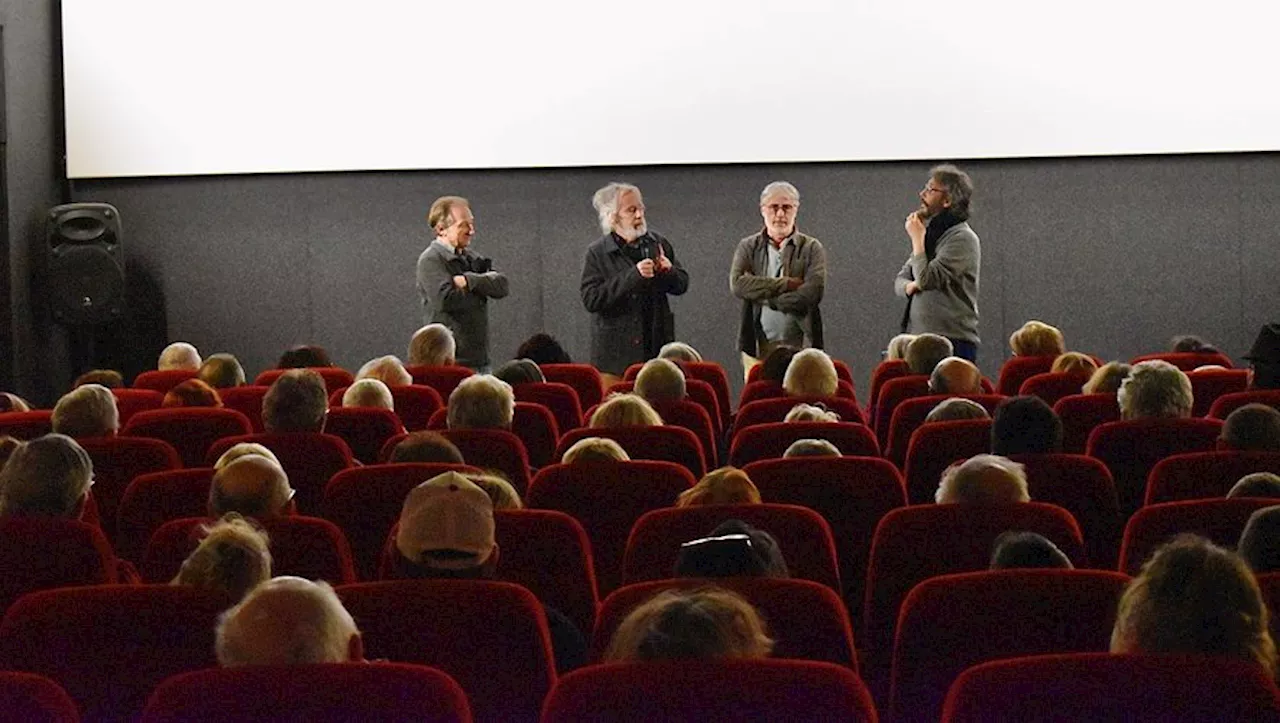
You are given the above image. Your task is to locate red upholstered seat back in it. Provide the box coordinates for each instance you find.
[0,672,78,723]
[143,515,356,585]
[996,355,1056,396]
[1209,389,1280,419]
[874,374,930,442]
[122,407,253,467]
[205,432,355,514]
[217,385,269,431]
[254,366,354,395]
[1018,371,1091,406]
[541,364,604,410]
[903,419,993,504]
[110,387,164,425]
[1086,417,1223,513]
[0,517,118,614]
[886,394,1004,469]
[1008,453,1122,568]
[0,410,55,440]
[1053,393,1121,454]
[733,395,866,438]
[555,426,705,478]
[514,382,584,435]
[1131,350,1234,370]
[729,421,879,467]
[1146,451,1280,505]
[1118,498,1277,575]
[329,384,444,432]
[132,369,198,394]
[76,435,181,541]
[1188,368,1250,416]
[115,468,216,563]
[405,364,475,402]
[324,406,405,465]
[868,359,911,424]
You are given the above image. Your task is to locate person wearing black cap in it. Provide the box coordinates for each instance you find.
[1245,323,1280,390]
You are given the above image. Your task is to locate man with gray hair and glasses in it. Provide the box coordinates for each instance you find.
[731,181,827,383]
[580,182,689,384]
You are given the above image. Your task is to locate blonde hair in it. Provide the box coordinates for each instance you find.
[427,196,469,233]
[51,384,119,438]
[659,342,703,363]
[1112,535,1276,678]
[408,324,456,366]
[634,359,686,403]
[342,379,394,410]
[1051,352,1099,375]
[590,393,663,428]
[1118,360,1193,420]
[561,436,631,463]
[356,355,412,387]
[677,467,761,507]
[605,587,774,662]
[467,473,523,510]
[1083,362,1132,396]
[784,403,840,423]
[214,442,282,471]
[886,334,917,361]
[447,375,514,430]
[783,348,838,397]
[172,513,272,601]
[1009,321,1066,357]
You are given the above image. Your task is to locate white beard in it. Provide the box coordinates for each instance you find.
[615,222,647,242]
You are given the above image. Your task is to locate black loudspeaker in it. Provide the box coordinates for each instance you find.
[46,202,125,325]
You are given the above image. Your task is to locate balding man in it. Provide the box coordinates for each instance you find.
[936,454,1030,505]
[216,576,363,666]
[930,356,983,395]
[51,384,119,438]
[158,342,202,371]
[209,455,295,519]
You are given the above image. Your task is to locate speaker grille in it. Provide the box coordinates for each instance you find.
[48,245,125,324]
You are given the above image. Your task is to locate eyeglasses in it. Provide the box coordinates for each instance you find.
[921,185,947,196]
[763,203,797,214]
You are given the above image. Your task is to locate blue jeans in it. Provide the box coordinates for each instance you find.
[948,339,978,363]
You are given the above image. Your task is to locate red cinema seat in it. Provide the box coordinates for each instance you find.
[1146,451,1280,505]
[122,407,253,467]
[0,410,54,440]
[591,578,856,668]
[206,432,355,514]
[733,396,866,438]
[514,382,584,435]
[437,429,532,493]
[330,384,444,433]
[254,366,354,395]
[76,435,181,541]
[996,355,1056,396]
[729,421,879,467]
[737,379,858,407]
[142,515,356,584]
[142,663,473,723]
[1054,393,1121,454]
[1209,389,1280,419]
[0,517,118,614]
[873,375,930,442]
[940,653,1280,723]
[1189,368,1250,416]
[868,359,911,423]
[132,369,198,394]
[1009,453,1122,569]
[115,468,216,564]
[0,672,79,723]
[541,364,604,410]
[903,419,992,504]
[1131,350,1234,370]
[623,503,840,593]
[555,427,705,478]
[1086,417,1223,514]
[426,404,560,470]
[542,659,877,723]
[646,400,719,468]
[747,357,854,386]
[337,580,555,723]
[1118,498,1277,575]
[886,394,1004,469]
[110,387,164,425]
[0,585,232,723]
[323,406,405,465]
[890,569,1129,723]
[1018,371,1091,406]
[217,385,268,431]
[681,361,733,430]
[526,461,693,595]
[607,378,722,438]
[405,364,474,402]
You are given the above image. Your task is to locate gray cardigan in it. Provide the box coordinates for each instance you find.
[893,221,981,344]
[416,241,509,368]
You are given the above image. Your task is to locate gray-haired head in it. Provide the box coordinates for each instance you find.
[0,433,94,518]
[759,181,800,205]
[592,182,643,235]
[929,164,974,221]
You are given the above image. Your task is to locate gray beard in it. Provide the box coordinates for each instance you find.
[616,224,647,242]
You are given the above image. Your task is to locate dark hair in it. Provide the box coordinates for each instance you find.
[1253,364,1280,390]
[494,359,545,387]
[1239,506,1280,573]
[1171,335,1218,354]
[1223,404,1280,452]
[991,396,1063,456]
[674,519,789,579]
[930,164,974,221]
[758,345,800,384]
[515,334,571,366]
[990,530,1073,570]
[389,431,465,464]
[73,369,124,389]
[277,345,332,369]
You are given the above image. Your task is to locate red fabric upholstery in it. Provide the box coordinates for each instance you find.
[435,429,532,493]
[217,385,268,431]
[254,366,354,394]
[607,378,722,437]
[542,659,877,723]
[0,410,54,440]
[1209,389,1280,419]
[143,515,356,584]
[890,570,1128,723]
[940,653,1280,723]
[886,394,1004,469]
[142,663,473,723]
[1147,451,1280,505]
[1118,498,1277,575]
[873,375,929,441]
[322,462,479,581]
[131,369,198,394]
[527,461,694,594]
[746,358,855,385]
[1188,368,1250,416]
[1131,350,1235,370]
[122,408,253,467]
[737,379,858,407]
[337,580,555,723]
[115,468,215,564]
[323,407,405,465]
[733,396,866,438]
[1018,371,1091,406]
[729,421,879,466]
[1054,393,1121,454]
[1086,417,1224,514]
[903,419,993,504]
[0,517,117,614]
[1009,453,1122,569]
[591,578,857,668]
[425,403,560,469]
[868,359,910,425]
[405,365,475,402]
[0,672,78,723]
[647,400,719,468]
[110,387,164,425]
[681,361,733,429]
[206,432,355,514]
[330,384,444,432]
[623,503,841,592]
[541,364,604,410]
[77,436,181,542]
[555,427,705,478]
[0,585,232,723]
[514,382,584,435]
[996,355,1056,396]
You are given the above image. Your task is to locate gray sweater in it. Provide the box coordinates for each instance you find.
[893,221,981,344]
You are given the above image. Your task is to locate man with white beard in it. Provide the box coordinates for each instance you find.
[580,182,689,384]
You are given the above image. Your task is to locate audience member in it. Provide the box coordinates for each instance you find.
[51,383,119,438]
[925,397,990,423]
[1008,320,1066,357]
[0,392,30,412]
[1172,334,1220,354]
[757,344,799,384]
[388,431,465,464]
[784,403,840,423]
[0,436,20,468]
[905,333,953,375]
[1082,361,1132,396]
[936,454,1030,505]
[659,341,703,363]
[1229,473,1280,499]
[929,356,982,395]
[262,369,328,433]
[1239,506,1280,573]
[341,379,394,411]
[560,437,630,463]
[1051,351,1098,375]
[0,434,92,518]
[1111,535,1276,678]
[158,342,202,371]
[990,395,1063,455]
[604,587,773,662]
[989,530,1073,570]
[515,333,572,366]
[589,393,663,428]
[783,438,841,458]
[1118,360,1193,420]
[208,455,295,520]
[1221,404,1280,452]
[172,513,272,601]
[356,355,412,387]
[162,379,224,408]
[216,576,363,666]
[493,358,545,387]
[885,333,916,361]
[73,369,124,389]
[277,345,332,369]
[677,467,761,507]
[467,472,523,510]
[198,353,247,388]
[214,443,282,471]
[675,519,789,579]
[1245,323,1280,390]
[407,324,457,367]
[782,348,838,397]
[446,375,514,430]
[634,358,686,404]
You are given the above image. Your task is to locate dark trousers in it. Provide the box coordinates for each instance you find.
[948,338,979,363]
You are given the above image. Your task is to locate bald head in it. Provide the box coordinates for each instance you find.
[930,357,982,395]
[216,576,361,666]
[158,342,202,371]
[936,454,1030,505]
[209,455,294,519]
